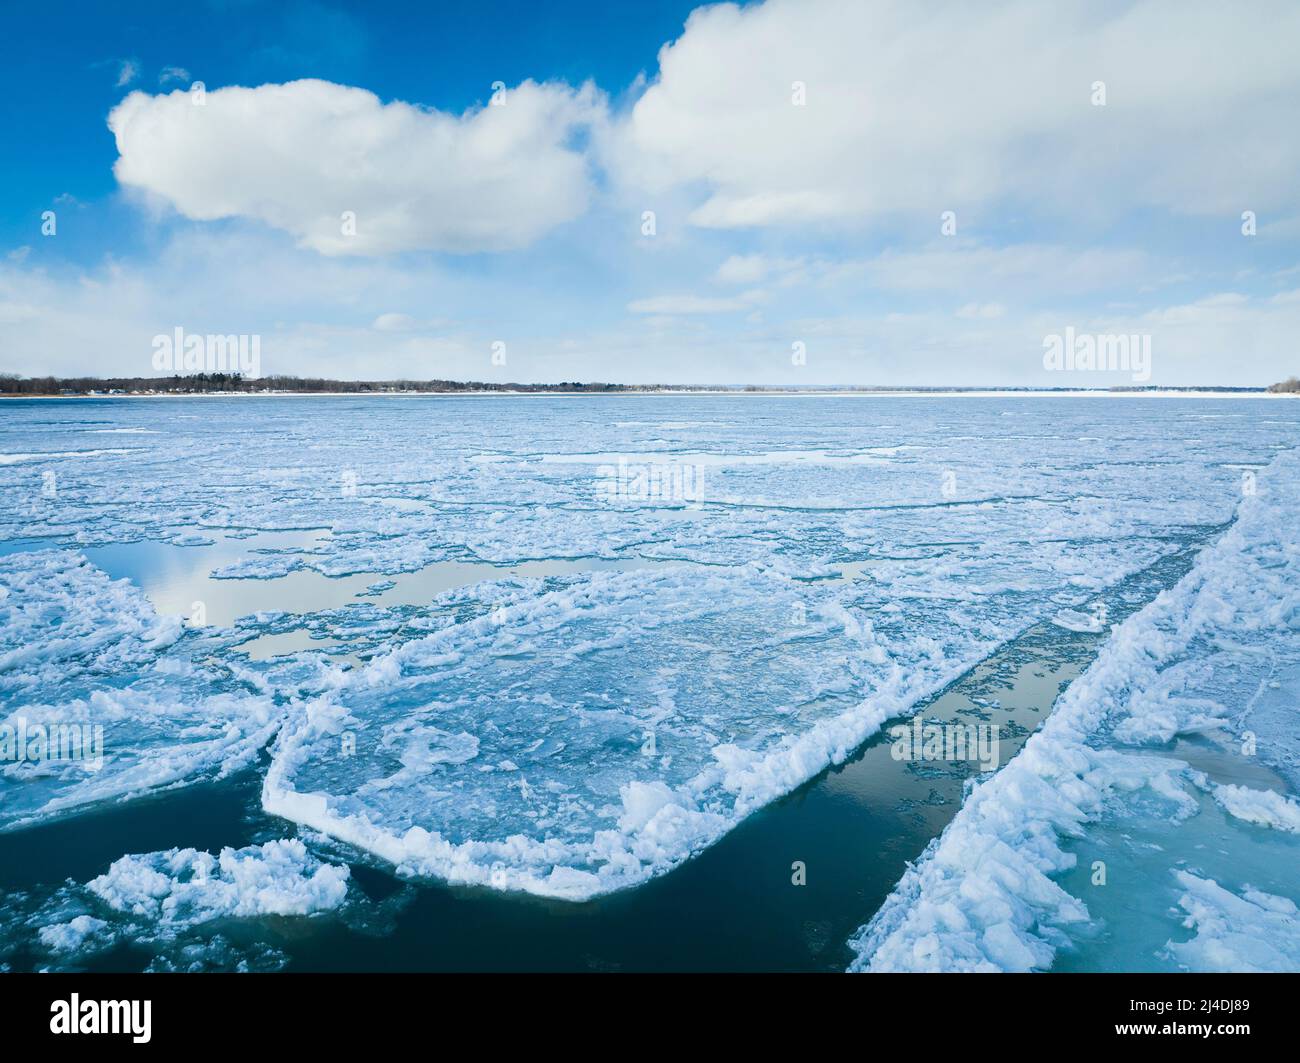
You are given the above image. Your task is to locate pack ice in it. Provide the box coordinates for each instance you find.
[264,563,1029,897]
[0,550,282,830]
[850,448,1300,972]
[2,397,1296,918]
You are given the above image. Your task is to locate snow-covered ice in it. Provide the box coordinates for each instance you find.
[262,562,1047,897]
[2,395,1298,966]
[0,550,282,830]
[3,838,350,971]
[849,447,1300,972]
[86,838,350,923]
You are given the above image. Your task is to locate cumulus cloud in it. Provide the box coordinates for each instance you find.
[108,78,606,255]
[23,0,1297,388]
[609,0,1300,228]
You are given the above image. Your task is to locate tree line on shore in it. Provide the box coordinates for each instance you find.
[0,373,637,395]
[2,372,1295,396]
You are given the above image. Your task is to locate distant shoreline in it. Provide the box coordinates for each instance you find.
[1,373,1294,400]
[2,387,1294,399]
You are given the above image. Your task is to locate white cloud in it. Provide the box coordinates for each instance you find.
[17,0,1299,389]
[0,300,39,325]
[627,293,758,314]
[714,253,805,286]
[115,59,139,88]
[5,236,1300,386]
[956,302,1005,319]
[158,66,191,86]
[108,78,606,255]
[839,244,1154,296]
[706,243,1156,302]
[609,0,1300,228]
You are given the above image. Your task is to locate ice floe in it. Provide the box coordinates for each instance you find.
[262,562,1067,897]
[6,839,350,972]
[1168,872,1300,972]
[86,839,350,923]
[849,448,1300,972]
[4,396,1299,964]
[0,550,283,830]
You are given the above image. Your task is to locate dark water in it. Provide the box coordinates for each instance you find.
[0,534,1208,971]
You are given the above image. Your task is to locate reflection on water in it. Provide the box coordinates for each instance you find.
[821,621,1075,829]
[83,531,325,626]
[71,532,670,631]
[2,530,677,660]
[237,629,346,661]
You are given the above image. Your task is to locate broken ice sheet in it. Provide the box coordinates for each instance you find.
[263,562,1065,898]
[0,550,283,830]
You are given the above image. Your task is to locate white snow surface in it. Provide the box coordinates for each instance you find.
[850,448,1300,972]
[3,396,1298,942]
[86,838,350,923]
[1168,872,1300,973]
[0,551,283,829]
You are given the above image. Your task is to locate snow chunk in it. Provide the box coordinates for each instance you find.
[1168,872,1300,972]
[1210,783,1300,833]
[87,839,349,925]
[38,915,109,953]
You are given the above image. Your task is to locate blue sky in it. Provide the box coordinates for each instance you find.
[3,0,1299,385]
[0,0,695,261]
